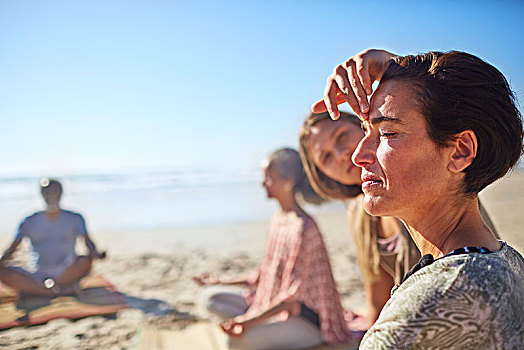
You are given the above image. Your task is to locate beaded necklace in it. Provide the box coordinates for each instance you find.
[400,246,492,285]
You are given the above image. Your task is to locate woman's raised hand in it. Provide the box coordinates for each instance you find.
[311,49,397,120]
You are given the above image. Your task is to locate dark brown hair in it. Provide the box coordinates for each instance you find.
[267,148,325,205]
[299,111,363,200]
[381,51,523,194]
[40,178,63,195]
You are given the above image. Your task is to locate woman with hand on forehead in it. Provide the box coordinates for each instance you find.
[313,49,524,348]
[299,111,421,327]
[300,111,497,327]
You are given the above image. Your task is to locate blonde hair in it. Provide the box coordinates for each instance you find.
[350,195,381,281]
[299,112,382,281]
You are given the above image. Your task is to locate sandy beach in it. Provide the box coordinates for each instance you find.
[0,172,522,350]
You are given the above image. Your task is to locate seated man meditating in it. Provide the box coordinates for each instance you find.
[0,178,105,296]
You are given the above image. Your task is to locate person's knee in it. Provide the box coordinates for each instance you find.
[0,266,24,283]
[77,256,93,271]
[0,265,14,279]
[204,294,222,313]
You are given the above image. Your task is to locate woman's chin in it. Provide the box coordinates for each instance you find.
[363,195,389,217]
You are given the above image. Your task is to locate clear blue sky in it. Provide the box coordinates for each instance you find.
[1,0,523,176]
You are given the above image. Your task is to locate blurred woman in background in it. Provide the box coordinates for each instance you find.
[194,148,364,349]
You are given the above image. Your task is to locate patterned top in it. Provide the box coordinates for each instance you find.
[360,241,524,349]
[245,212,361,344]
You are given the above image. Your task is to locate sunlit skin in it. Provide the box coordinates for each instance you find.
[353,81,452,219]
[306,117,399,239]
[306,116,401,326]
[311,49,397,120]
[307,119,363,186]
[352,80,500,257]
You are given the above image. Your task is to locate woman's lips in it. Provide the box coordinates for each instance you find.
[361,173,383,190]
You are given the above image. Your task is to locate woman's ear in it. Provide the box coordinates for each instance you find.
[448,130,477,173]
[283,180,294,192]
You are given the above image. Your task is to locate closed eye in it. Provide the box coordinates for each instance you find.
[322,152,332,165]
[335,130,347,143]
[380,132,397,138]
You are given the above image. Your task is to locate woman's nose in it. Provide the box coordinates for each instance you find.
[352,135,375,168]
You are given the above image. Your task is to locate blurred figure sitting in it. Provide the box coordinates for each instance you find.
[0,178,105,297]
[194,149,363,349]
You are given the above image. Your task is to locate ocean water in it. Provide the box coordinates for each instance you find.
[0,167,341,236]
[5,161,519,237]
